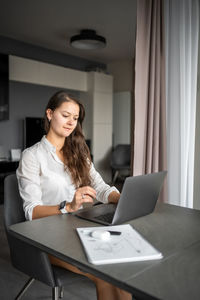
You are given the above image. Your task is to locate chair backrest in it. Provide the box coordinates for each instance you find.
[4,174,58,287]
[4,174,25,229]
[111,144,131,167]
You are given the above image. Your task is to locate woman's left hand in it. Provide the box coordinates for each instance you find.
[108,191,120,204]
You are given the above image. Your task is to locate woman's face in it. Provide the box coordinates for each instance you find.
[46,101,80,138]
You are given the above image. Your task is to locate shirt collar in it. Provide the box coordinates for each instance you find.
[41,136,57,153]
[41,136,64,165]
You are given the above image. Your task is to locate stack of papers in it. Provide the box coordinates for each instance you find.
[77,224,163,265]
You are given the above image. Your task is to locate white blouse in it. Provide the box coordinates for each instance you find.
[16,136,118,221]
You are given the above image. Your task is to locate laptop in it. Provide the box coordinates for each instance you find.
[75,171,167,225]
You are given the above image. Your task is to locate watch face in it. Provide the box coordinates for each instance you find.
[60,201,66,210]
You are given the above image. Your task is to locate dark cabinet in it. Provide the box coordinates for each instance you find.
[0,54,9,121]
[0,161,19,204]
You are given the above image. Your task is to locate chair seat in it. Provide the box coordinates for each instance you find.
[53,265,85,286]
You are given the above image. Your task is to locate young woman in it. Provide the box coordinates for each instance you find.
[17,91,132,300]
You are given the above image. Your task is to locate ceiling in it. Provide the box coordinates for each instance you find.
[0,0,137,64]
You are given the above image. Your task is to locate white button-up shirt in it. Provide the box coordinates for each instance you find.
[16,136,118,221]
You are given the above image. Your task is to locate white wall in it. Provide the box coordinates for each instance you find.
[107,60,133,92]
[107,60,133,147]
[113,92,131,146]
[87,72,113,182]
[9,55,87,91]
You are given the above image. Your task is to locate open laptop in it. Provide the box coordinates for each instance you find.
[75,171,167,225]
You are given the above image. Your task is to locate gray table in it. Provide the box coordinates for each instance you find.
[9,203,200,300]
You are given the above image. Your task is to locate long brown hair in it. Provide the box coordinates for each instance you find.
[44,91,91,187]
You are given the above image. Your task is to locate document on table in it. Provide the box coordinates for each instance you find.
[76,224,163,265]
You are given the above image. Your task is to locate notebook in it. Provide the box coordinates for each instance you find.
[75,171,167,225]
[77,224,163,265]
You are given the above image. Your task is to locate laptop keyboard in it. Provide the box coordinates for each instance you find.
[95,212,115,224]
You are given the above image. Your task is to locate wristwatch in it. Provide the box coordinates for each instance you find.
[59,201,68,214]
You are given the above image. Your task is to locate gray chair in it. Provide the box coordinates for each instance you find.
[111,144,131,184]
[4,174,85,300]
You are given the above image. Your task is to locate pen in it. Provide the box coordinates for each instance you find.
[108,231,121,235]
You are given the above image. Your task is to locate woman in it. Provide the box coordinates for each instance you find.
[17,91,132,300]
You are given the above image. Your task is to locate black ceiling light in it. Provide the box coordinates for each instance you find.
[70,29,106,50]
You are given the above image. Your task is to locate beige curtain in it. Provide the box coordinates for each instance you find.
[133,0,167,200]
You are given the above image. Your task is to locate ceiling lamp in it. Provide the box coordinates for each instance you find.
[70,29,106,50]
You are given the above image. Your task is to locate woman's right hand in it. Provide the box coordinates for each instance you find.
[66,186,97,212]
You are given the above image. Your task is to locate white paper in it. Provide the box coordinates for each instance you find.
[77,224,163,265]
